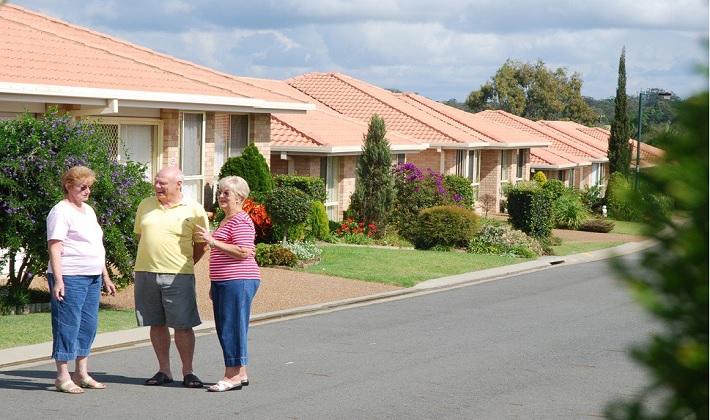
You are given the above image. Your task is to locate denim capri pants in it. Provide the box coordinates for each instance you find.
[211,279,260,367]
[47,273,102,361]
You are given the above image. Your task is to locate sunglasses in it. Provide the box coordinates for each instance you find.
[76,184,92,191]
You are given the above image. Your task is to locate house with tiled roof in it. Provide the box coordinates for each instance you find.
[232,76,428,219]
[286,72,551,214]
[0,4,314,209]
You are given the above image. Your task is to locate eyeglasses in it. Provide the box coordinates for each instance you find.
[76,184,92,191]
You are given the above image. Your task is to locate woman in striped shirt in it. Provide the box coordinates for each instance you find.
[195,176,261,392]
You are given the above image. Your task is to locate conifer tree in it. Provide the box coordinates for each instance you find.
[608,47,632,177]
[348,114,394,229]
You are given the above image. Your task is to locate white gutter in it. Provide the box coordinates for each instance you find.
[0,82,315,114]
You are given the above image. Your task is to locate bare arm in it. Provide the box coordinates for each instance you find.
[48,239,65,301]
[194,224,253,260]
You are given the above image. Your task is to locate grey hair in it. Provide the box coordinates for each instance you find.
[218,176,250,201]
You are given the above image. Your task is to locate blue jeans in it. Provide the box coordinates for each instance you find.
[211,279,260,367]
[47,273,101,361]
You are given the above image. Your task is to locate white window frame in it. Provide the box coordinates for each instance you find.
[182,112,206,205]
[95,117,163,181]
[321,156,340,220]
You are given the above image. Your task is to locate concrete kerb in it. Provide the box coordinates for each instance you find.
[0,239,657,370]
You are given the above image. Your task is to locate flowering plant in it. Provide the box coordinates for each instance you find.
[335,218,377,237]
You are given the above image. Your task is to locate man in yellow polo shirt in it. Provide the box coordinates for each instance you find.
[133,166,209,388]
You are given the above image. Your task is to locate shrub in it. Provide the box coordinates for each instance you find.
[479,193,496,217]
[552,192,589,230]
[305,200,329,241]
[242,198,273,243]
[532,171,547,185]
[541,179,566,200]
[0,109,152,291]
[218,143,274,204]
[468,220,543,257]
[284,241,323,261]
[579,183,605,214]
[605,172,638,221]
[391,162,469,242]
[264,186,311,245]
[254,243,298,267]
[274,174,327,203]
[412,205,479,250]
[506,182,554,239]
[579,218,615,233]
[333,218,377,244]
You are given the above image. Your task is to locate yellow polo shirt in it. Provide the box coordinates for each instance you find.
[133,196,209,274]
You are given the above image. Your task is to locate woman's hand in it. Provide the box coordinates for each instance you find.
[194,225,213,246]
[103,278,116,297]
[53,278,65,302]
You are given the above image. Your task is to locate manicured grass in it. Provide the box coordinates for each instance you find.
[609,219,653,236]
[550,241,627,256]
[0,309,136,350]
[302,245,533,287]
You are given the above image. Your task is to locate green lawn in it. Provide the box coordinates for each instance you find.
[0,309,135,350]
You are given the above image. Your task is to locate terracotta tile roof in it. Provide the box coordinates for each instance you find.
[397,93,549,147]
[0,4,311,110]
[236,77,426,153]
[539,120,664,167]
[287,72,492,147]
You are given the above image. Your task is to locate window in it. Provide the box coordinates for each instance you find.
[391,153,406,164]
[229,115,249,157]
[500,151,509,181]
[516,149,525,179]
[182,113,204,204]
[320,156,340,220]
[591,163,604,186]
[97,119,160,181]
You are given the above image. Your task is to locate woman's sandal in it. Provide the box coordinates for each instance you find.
[56,380,84,394]
[207,380,242,392]
[79,377,107,389]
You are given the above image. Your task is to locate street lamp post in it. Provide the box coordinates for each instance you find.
[635,91,672,191]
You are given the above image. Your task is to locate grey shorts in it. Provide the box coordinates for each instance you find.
[134,272,201,329]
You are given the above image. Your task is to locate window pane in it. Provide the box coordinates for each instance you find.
[183,113,203,176]
[122,125,153,180]
[230,115,249,157]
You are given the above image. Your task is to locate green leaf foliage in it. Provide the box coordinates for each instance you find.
[0,109,152,290]
[264,186,311,245]
[217,143,274,203]
[465,58,598,124]
[412,205,479,250]
[274,174,327,203]
[347,114,395,230]
[506,182,554,239]
[608,47,632,177]
[605,90,708,419]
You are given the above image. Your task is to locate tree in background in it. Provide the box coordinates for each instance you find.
[347,114,394,230]
[608,47,632,177]
[0,109,152,291]
[264,186,311,246]
[605,89,708,419]
[465,59,597,124]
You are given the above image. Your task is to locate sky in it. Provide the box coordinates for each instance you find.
[10,0,709,101]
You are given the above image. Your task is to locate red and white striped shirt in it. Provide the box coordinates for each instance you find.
[209,211,261,281]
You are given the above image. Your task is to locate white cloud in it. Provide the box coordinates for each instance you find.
[9,0,709,100]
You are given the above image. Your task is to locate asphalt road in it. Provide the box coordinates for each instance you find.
[0,252,660,419]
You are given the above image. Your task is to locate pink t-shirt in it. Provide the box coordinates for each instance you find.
[46,200,105,275]
[209,211,261,281]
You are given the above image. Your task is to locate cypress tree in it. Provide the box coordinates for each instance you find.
[608,47,632,177]
[348,114,394,229]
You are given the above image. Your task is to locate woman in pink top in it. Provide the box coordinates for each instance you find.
[195,176,261,392]
[46,166,116,394]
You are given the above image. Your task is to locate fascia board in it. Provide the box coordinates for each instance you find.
[0,82,315,113]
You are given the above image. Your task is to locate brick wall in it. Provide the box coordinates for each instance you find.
[160,109,180,168]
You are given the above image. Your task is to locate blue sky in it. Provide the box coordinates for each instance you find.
[10,0,709,101]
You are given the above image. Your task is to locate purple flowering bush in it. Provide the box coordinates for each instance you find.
[391,162,473,242]
[0,108,152,291]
